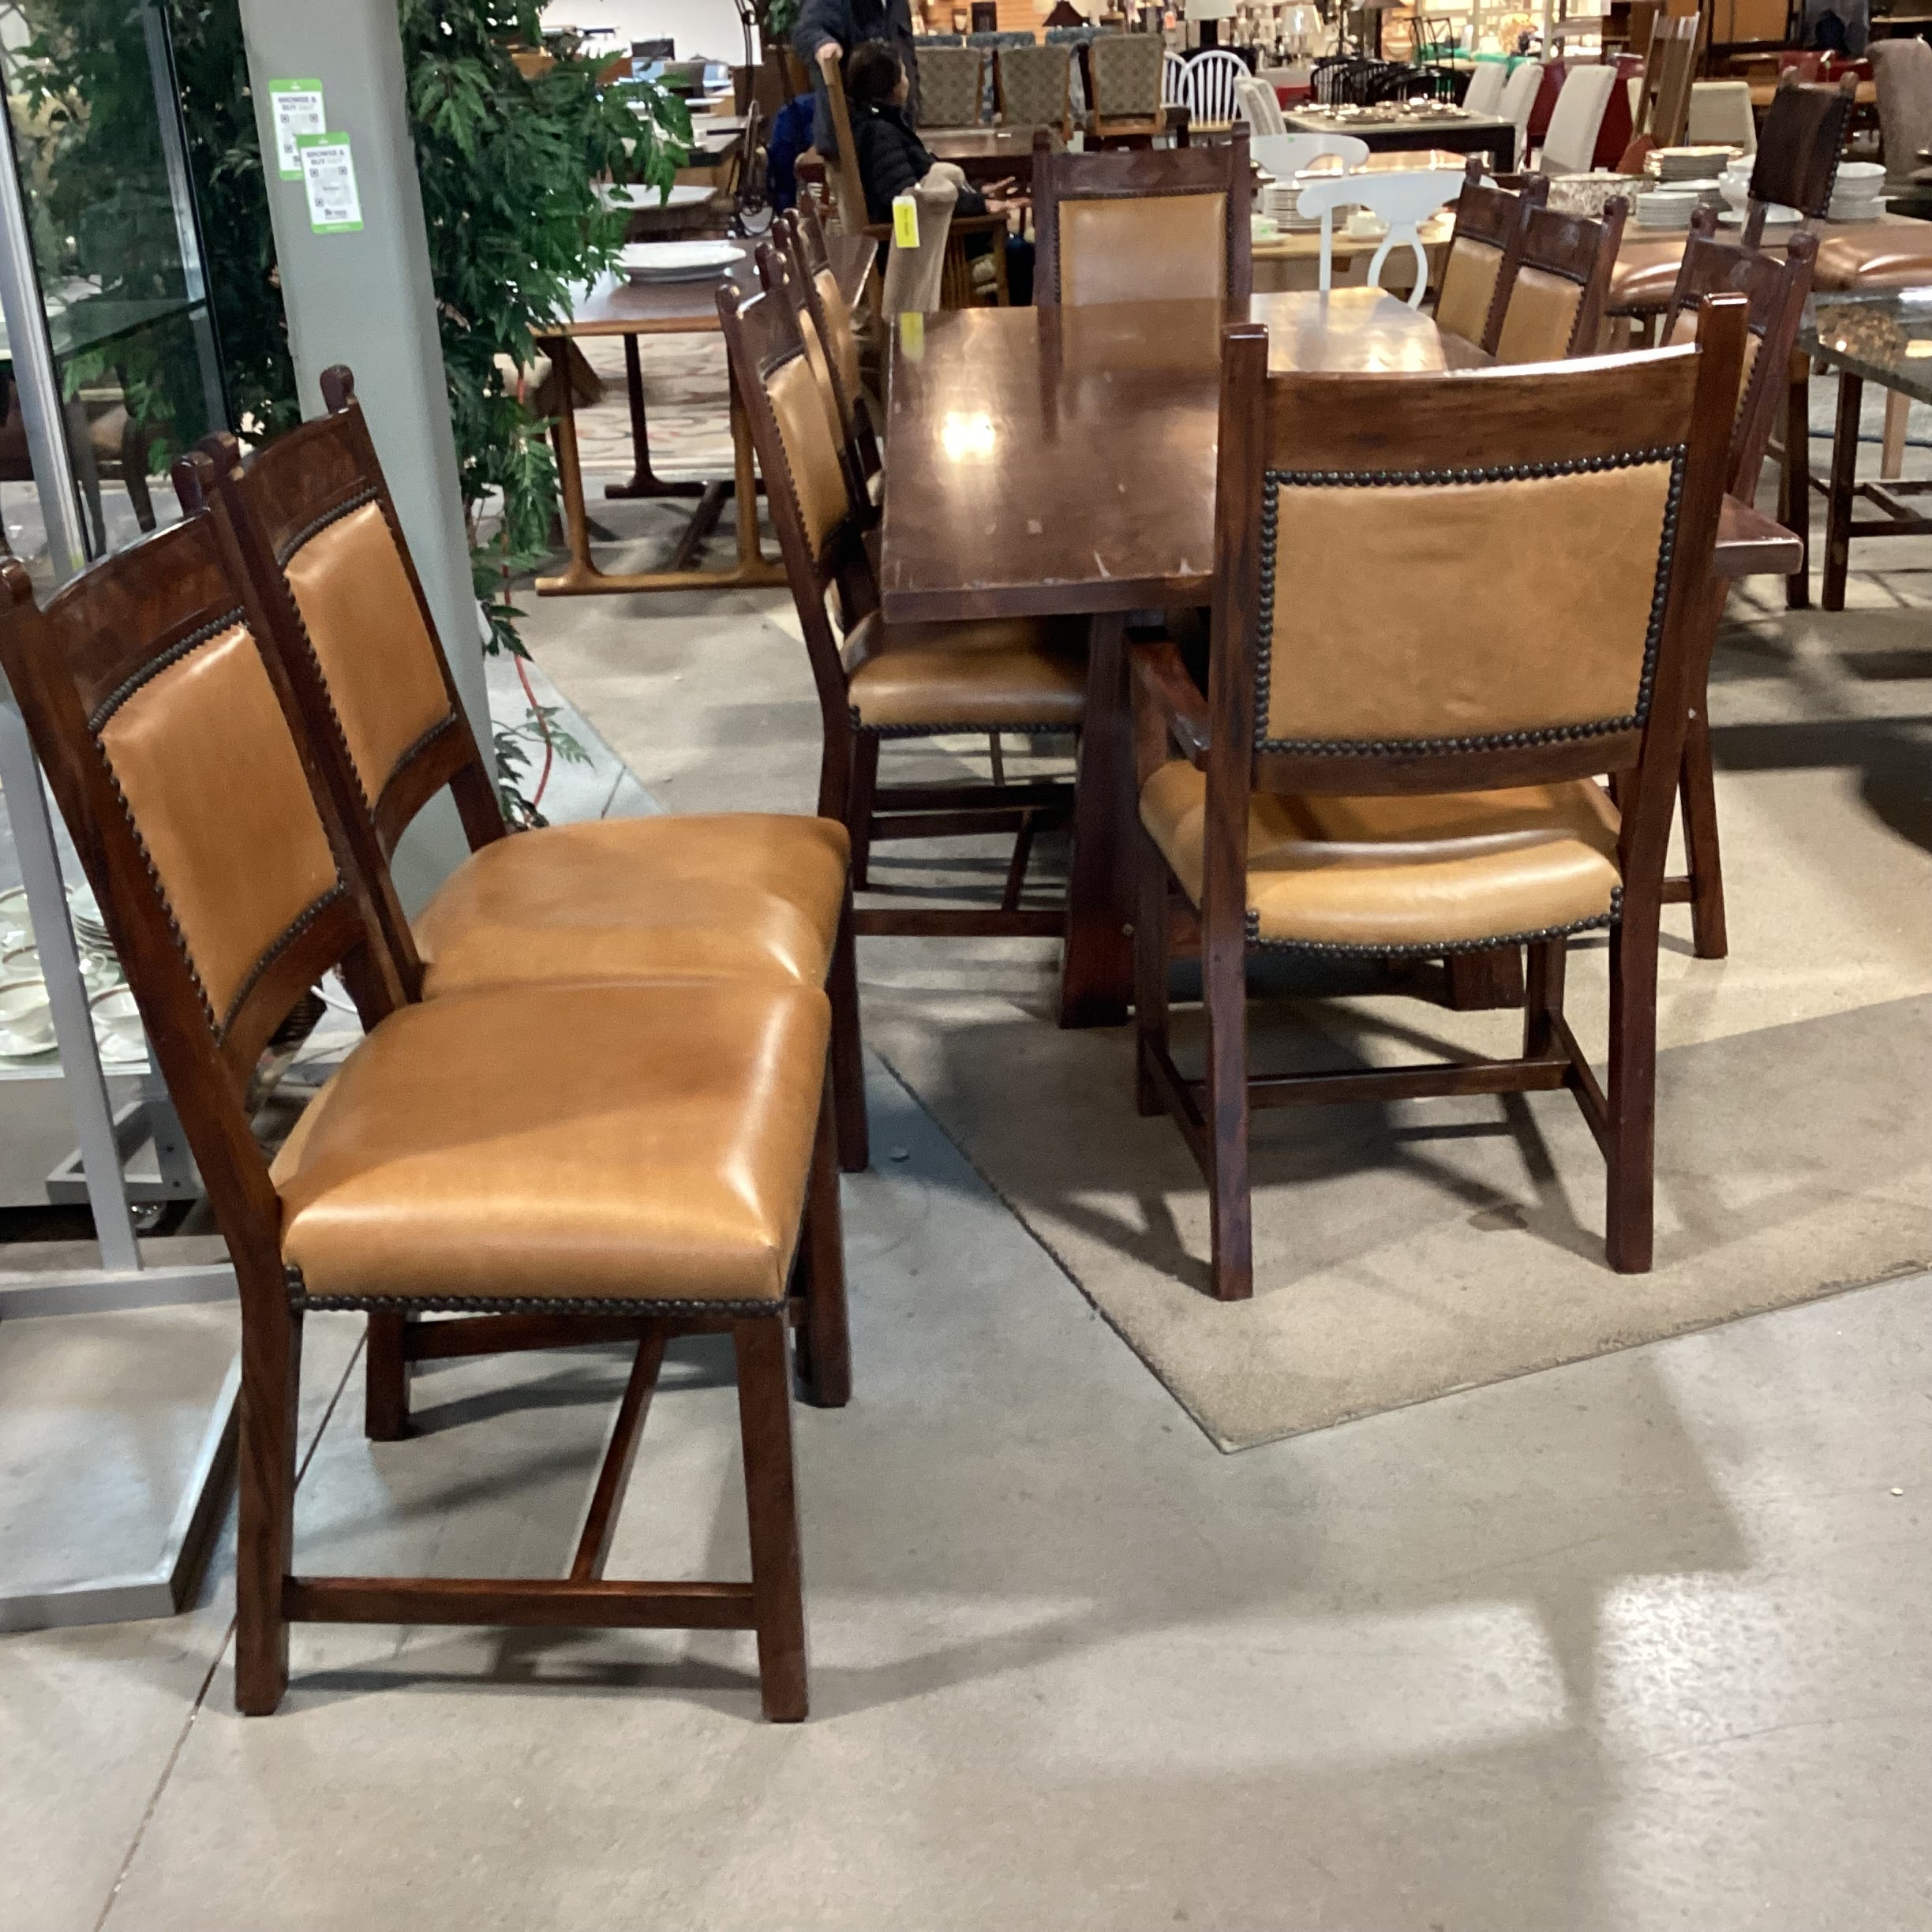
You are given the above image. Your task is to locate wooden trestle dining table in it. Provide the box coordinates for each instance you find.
[878,288,1804,1028]
[534,231,874,597]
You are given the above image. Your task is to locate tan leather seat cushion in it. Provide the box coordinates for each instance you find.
[1812,233,1932,290]
[1608,237,1690,315]
[412,814,850,999]
[1140,763,1622,949]
[273,981,830,1305]
[843,612,1088,730]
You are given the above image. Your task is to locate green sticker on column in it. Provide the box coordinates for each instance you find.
[268,78,325,180]
[298,131,363,234]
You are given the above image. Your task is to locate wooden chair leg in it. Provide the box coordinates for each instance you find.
[1202,926,1252,1301]
[1678,707,1728,960]
[1604,905,1660,1275]
[793,1077,852,1410]
[1780,353,1811,611]
[1881,386,1910,480]
[847,733,879,889]
[733,1317,809,1721]
[826,886,869,1172]
[235,1301,303,1716]
[1523,934,1566,1058]
[1442,944,1525,1009]
[1133,828,1171,1118]
[365,1312,410,1440]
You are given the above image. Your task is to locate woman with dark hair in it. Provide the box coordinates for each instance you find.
[843,40,1033,302]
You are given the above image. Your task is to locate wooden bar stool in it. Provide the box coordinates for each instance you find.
[0,513,848,1721]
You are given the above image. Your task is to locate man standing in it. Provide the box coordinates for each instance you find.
[792,0,921,152]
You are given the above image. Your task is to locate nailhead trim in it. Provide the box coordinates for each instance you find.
[218,884,346,1036]
[1243,886,1622,957]
[274,485,380,567]
[88,608,246,732]
[286,1275,788,1320]
[1253,451,1685,756]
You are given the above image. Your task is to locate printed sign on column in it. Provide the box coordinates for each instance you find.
[298,131,364,234]
[268,78,326,180]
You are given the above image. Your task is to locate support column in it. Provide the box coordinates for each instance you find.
[238,0,486,904]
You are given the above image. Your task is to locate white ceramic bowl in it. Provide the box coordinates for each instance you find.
[1837,160,1885,183]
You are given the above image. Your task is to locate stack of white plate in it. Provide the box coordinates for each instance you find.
[1648,144,1742,183]
[618,241,741,285]
[1634,185,1702,230]
[1829,160,1887,223]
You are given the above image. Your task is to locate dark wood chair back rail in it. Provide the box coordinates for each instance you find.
[1747,77,1855,245]
[1492,197,1628,363]
[1435,154,1550,355]
[1032,125,1252,307]
[172,369,505,998]
[784,201,879,481]
[1662,219,1819,496]
[0,504,402,1286]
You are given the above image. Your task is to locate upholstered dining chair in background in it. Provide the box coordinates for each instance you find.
[1298,167,1465,305]
[718,279,1086,943]
[1492,197,1627,362]
[1432,155,1548,353]
[1498,60,1543,167]
[1235,73,1287,137]
[1537,65,1618,176]
[1460,59,1507,120]
[996,42,1073,138]
[1033,129,1253,307]
[917,43,986,129]
[1740,77,1854,246]
[1088,31,1170,145]
[0,510,847,1723]
[1655,222,1818,961]
[179,374,867,1207]
[1129,300,1748,1299]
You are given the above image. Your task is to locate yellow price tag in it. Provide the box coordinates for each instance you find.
[897,309,925,358]
[892,192,920,249]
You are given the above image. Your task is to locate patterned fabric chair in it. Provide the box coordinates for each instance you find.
[967,30,1036,119]
[997,43,1073,136]
[1090,32,1168,142]
[919,44,986,129]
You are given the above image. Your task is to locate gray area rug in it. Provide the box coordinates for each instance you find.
[524,360,1932,1451]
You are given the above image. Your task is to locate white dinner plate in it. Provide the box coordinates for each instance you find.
[619,241,740,283]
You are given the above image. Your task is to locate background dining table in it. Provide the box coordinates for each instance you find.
[878,290,1801,1026]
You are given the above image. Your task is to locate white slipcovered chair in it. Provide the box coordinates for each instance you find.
[1687,79,1758,155]
[1297,167,1464,304]
[1462,62,1507,118]
[1537,63,1617,175]
[1498,61,1544,168]
[1236,73,1287,136]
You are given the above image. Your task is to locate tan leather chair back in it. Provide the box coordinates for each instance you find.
[1431,164,1548,353]
[1492,200,1626,364]
[279,501,458,811]
[1034,133,1252,306]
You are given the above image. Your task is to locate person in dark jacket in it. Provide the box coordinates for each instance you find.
[843,39,1034,301]
[793,0,919,155]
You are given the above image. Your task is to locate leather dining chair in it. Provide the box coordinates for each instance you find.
[0,511,847,1722]
[174,373,867,1193]
[1130,300,1747,1298]
[1432,155,1549,354]
[1656,220,1819,962]
[1492,197,1628,363]
[717,278,1085,942]
[1032,128,1253,307]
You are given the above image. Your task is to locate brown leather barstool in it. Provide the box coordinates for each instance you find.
[0,515,847,1724]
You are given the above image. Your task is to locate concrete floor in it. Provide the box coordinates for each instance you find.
[4,1061,1928,1930]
